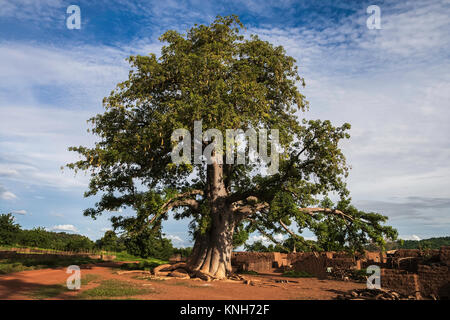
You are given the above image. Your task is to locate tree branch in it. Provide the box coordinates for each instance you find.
[123,190,204,237]
[160,190,203,211]
[247,218,290,252]
[278,219,316,252]
[148,190,204,225]
[232,196,269,219]
[298,207,354,222]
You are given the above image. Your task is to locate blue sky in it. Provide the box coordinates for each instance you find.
[0,0,449,246]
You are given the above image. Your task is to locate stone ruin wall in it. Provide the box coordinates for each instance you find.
[0,250,116,261]
[232,251,359,278]
[232,246,450,299]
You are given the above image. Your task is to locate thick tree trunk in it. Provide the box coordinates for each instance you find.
[186,213,235,279]
[186,157,235,279]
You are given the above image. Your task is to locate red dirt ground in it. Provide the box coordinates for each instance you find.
[0,262,365,300]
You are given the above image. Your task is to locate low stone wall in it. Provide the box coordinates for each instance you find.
[232,251,356,277]
[440,246,450,266]
[380,265,449,299]
[231,252,277,273]
[169,253,187,264]
[100,254,116,261]
[0,250,115,261]
[291,254,329,278]
[365,251,386,264]
[232,247,450,298]
[381,269,420,297]
[381,247,450,298]
[418,265,450,298]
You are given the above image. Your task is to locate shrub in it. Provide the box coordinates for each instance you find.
[282,270,314,278]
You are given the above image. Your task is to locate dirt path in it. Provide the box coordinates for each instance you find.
[0,263,365,300]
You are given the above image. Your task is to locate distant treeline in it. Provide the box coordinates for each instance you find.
[0,213,95,252]
[391,237,450,250]
[354,237,450,251]
[245,237,450,253]
[5,212,446,257]
[0,213,191,259]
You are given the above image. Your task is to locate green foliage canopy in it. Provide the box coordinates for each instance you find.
[67,15,398,255]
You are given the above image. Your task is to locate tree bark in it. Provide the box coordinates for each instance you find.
[186,156,236,279]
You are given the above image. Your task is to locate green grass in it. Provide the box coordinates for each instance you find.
[132,275,166,282]
[282,270,314,278]
[113,251,167,264]
[77,279,157,299]
[133,276,211,288]
[0,260,37,274]
[0,249,168,275]
[24,284,69,300]
[350,269,367,280]
[112,252,167,272]
[81,274,101,286]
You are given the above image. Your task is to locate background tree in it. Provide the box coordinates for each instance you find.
[122,227,174,260]
[95,230,126,252]
[67,15,397,279]
[63,235,94,252]
[0,213,21,246]
[18,228,51,248]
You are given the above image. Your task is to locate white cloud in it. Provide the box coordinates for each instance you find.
[0,42,130,108]
[0,0,64,21]
[249,2,450,204]
[1,0,449,241]
[11,209,27,215]
[48,224,78,233]
[0,191,17,200]
[0,105,94,190]
[400,235,422,241]
[0,184,17,200]
[0,168,19,177]
[248,233,286,247]
[0,39,163,191]
[50,212,64,218]
[167,234,184,243]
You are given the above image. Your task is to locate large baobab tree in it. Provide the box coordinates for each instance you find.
[67,15,397,279]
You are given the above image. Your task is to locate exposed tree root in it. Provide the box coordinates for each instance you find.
[153,262,236,282]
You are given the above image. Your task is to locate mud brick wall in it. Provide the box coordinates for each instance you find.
[291,254,329,278]
[418,265,450,298]
[0,250,113,261]
[333,252,354,259]
[393,249,421,258]
[365,251,386,264]
[440,246,450,266]
[100,254,116,261]
[289,252,356,278]
[169,253,187,263]
[391,257,421,272]
[286,252,305,264]
[381,269,420,297]
[380,247,449,298]
[0,251,20,259]
[392,249,439,259]
[387,249,440,272]
[0,251,75,260]
[232,252,278,273]
[232,248,450,298]
[232,251,359,278]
